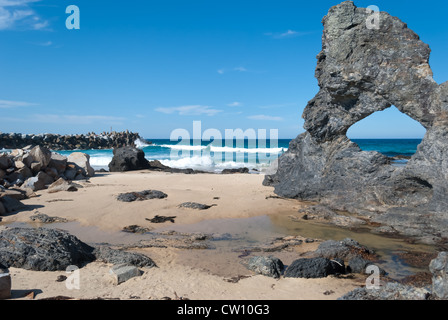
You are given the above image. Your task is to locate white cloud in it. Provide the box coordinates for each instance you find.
[0,0,49,31]
[155,105,223,117]
[227,102,242,107]
[217,67,248,74]
[0,99,37,108]
[265,30,308,39]
[248,114,284,121]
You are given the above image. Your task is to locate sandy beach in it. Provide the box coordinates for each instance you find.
[0,171,367,300]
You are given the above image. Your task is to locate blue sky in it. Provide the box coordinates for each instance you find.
[0,0,447,139]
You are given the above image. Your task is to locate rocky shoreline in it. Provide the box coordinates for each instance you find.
[0,131,144,151]
[0,145,94,216]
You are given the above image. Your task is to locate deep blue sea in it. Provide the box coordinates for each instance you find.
[53,138,422,173]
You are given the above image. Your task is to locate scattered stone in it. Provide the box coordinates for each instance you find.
[146,215,176,223]
[117,190,168,202]
[56,275,67,282]
[224,275,251,283]
[147,160,205,174]
[285,257,345,279]
[107,264,142,285]
[339,282,431,300]
[0,227,95,271]
[67,152,95,177]
[93,246,157,268]
[313,238,376,261]
[347,256,387,275]
[0,188,27,201]
[47,178,78,194]
[245,256,284,279]
[49,153,67,173]
[178,202,216,210]
[29,146,52,171]
[0,196,25,214]
[21,171,54,191]
[429,252,448,299]
[0,154,12,170]
[221,168,249,174]
[29,213,68,224]
[122,225,152,234]
[0,272,11,300]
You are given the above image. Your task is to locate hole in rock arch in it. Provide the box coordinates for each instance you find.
[346,106,426,165]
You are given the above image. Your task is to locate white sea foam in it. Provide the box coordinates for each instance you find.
[159,155,263,173]
[155,144,286,154]
[134,138,151,149]
[89,156,113,167]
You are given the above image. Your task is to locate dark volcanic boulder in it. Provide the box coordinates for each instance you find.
[108,147,150,172]
[178,202,215,210]
[263,1,448,243]
[0,227,95,271]
[117,190,168,202]
[245,256,284,279]
[93,246,157,268]
[285,257,344,279]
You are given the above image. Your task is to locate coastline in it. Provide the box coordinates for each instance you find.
[0,171,364,300]
[0,170,438,300]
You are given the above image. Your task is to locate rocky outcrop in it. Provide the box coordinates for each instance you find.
[0,227,96,271]
[264,1,448,244]
[284,257,345,279]
[93,246,157,268]
[0,131,145,151]
[108,146,151,172]
[0,146,93,216]
[0,227,157,273]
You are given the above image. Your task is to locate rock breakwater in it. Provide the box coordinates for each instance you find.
[0,131,144,151]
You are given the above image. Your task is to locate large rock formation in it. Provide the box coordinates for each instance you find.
[108,146,151,172]
[264,1,448,244]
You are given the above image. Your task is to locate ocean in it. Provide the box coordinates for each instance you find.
[54,138,423,172]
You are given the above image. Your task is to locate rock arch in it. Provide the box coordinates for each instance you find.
[264,1,448,243]
[347,106,426,141]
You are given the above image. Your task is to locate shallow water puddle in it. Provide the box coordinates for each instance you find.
[2,211,437,280]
